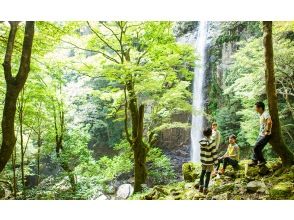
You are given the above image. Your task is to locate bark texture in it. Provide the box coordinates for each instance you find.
[0,21,35,173]
[263,21,294,166]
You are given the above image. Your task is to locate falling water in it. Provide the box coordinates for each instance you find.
[191,21,208,162]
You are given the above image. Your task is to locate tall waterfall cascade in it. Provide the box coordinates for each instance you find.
[191,21,208,162]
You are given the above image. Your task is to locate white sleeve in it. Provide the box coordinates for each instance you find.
[263,112,270,120]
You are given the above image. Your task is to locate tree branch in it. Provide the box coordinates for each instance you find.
[61,39,120,64]
[15,21,35,85]
[87,21,122,61]
[2,21,20,82]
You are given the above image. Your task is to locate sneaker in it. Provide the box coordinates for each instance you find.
[199,186,203,193]
[203,188,208,195]
[212,171,217,177]
[248,160,258,167]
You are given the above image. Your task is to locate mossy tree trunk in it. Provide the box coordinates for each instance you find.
[125,80,147,192]
[262,21,294,166]
[0,21,35,173]
[85,21,149,192]
[53,99,76,192]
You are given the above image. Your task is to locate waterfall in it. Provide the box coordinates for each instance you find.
[191,21,208,162]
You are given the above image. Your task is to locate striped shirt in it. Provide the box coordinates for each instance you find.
[199,137,218,165]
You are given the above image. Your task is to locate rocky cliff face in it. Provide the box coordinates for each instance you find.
[153,22,199,177]
[155,113,191,176]
[155,22,243,177]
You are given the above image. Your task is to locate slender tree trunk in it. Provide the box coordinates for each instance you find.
[11,146,17,198]
[0,21,35,173]
[263,21,294,166]
[36,132,41,185]
[53,102,76,192]
[18,90,25,191]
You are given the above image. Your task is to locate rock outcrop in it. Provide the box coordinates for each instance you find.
[133,159,294,200]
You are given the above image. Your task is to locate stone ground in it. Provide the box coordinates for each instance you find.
[131,159,294,200]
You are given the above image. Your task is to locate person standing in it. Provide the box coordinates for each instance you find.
[212,122,221,150]
[198,128,218,194]
[249,101,272,166]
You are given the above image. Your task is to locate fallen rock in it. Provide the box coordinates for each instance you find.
[143,186,169,200]
[97,194,109,200]
[212,183,234,194]
[246,181,266,193]
[116,184,134,199]
[212,192,228,200]
[270,182,293,199]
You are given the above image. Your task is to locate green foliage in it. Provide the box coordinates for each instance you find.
[208,21,294,161]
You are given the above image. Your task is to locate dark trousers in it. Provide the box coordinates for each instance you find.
[216,157,238,171]
[199,170,211,188]
[252,135,271,163]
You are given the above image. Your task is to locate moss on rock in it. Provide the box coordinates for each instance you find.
[182,162,199,182]
[212,182,234,194]
[135,159,293,200]
[269,182,293,199]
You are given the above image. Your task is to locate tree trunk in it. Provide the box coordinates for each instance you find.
[126,80,147,192]
[18,90,25,191]
[133,105,147,192]
[263,21,294,166]
[36,132,41,185]
[53,103,76,192]
[0,21,35,173]
[11,146,17,198]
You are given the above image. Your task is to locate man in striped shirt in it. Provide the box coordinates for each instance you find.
[198,127,218,194]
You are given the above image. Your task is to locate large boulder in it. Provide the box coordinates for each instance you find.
[246,181,267,193]
[116,184,134,199]
[269,182,293,199]
[182,162,200,182]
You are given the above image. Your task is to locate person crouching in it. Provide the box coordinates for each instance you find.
[199,127,218,194]
[215,134,240,175]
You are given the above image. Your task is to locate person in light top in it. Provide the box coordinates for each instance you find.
[215,134,240,174]
[198,127,218,194]
[211,122,221,151]
[249,101,272,166]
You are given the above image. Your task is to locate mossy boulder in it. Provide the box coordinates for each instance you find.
[212,183,234,194]
[143,185,169,200]
[267,160,282,172]
[245,163,270,178]
[212,192,229,200]
[246,181,267,193]
[182,162,200,182]
[269,182,293,199]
